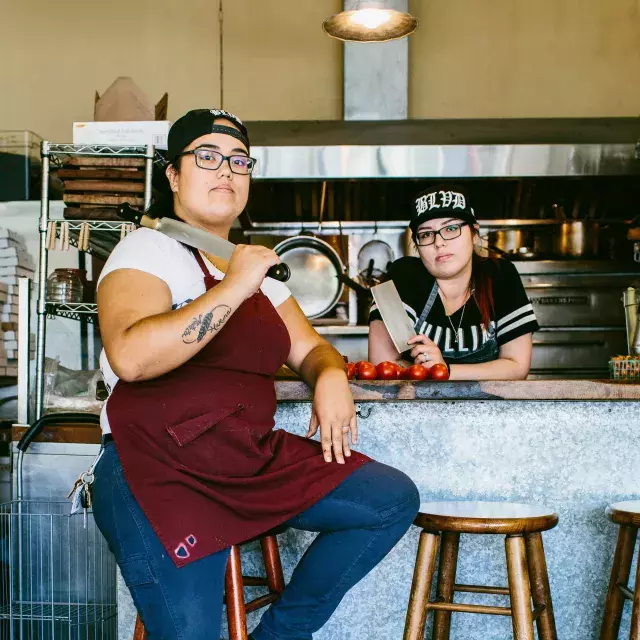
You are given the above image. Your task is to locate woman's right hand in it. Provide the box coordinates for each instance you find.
[223,244,282,300]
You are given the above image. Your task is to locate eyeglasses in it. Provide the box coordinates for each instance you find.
[175,148,257,175]
[415,222,469,246]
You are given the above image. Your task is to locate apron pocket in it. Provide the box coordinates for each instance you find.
[166,404,244,447]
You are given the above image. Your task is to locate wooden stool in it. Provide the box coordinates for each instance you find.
[404,501,559,640]
[132,531,285,640]
[600,501,640,640]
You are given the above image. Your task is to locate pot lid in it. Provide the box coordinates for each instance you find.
[275,237,344,319]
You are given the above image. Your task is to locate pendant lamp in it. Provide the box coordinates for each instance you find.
[323,2,418,43]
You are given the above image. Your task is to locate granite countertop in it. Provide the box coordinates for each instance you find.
[275,379,640,401]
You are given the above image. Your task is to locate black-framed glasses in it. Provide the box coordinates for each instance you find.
[175,148,257,175]
[415,222,469,246]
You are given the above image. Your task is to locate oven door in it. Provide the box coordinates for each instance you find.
[529,328,627,379]
[525,284,626,328]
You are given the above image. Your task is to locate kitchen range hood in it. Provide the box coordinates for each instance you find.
[246,118,640,179]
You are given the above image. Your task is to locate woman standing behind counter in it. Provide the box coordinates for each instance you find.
[369,187,539,380]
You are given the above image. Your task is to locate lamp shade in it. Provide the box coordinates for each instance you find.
[323,6,417,43]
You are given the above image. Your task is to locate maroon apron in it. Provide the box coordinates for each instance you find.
[106,248,370,567]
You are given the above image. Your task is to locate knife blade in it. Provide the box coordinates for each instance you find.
[118,203,290,282]
[371,280,417,354]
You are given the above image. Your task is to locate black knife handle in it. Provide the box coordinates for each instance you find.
[118,202,143,225]
[267,263,291,283]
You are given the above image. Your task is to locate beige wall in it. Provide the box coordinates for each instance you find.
[2,0,640,142]
[222,1,343,121]
[409,0,640,118]
[0,0,342,142]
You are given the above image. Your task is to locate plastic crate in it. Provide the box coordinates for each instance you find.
[0,130,43,202]
[609,357,640,381]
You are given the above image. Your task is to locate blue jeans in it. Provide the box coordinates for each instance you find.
[92,441,419,640]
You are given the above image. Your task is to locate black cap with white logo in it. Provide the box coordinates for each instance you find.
[167,109,250,162]
[410,188,478,234]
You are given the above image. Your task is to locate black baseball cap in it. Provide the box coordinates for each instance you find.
[167,109,250,162]
[410,187,478,234]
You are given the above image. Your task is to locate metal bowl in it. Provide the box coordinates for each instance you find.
[274,235,345,319]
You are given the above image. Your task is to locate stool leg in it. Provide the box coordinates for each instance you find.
[133,614,146,640]
[432,532,460,640]
[505,534,535,640]
[225,545,249,640]
[403,530,440,640]
[260,535,285,594]
[630,544,640,640]
[525,532,557,640]
[600,525,637,640]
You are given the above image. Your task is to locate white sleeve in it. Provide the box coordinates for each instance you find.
[260,277,291,308]
[97,228,176,289]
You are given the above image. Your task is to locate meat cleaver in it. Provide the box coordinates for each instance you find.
[371,280,417,354]
[118,203,290,282]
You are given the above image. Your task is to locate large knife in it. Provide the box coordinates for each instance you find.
[118,203,290,282]
[371,280,416,354]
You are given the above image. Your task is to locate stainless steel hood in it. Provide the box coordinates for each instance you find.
[246,118,640,179]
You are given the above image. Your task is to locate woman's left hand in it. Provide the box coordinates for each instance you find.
[407,334,446,366]
[306,369,358,464]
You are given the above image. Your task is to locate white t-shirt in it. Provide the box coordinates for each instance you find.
[97,228,291,433]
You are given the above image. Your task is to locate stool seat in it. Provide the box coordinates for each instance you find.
[605,500,640,527]
[405,500,558,640]
[416,501,558,534]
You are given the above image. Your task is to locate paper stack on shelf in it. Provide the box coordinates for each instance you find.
[0,228,36,377]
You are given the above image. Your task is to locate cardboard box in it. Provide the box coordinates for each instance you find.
[73,121,170,150]
[94,77,168,121]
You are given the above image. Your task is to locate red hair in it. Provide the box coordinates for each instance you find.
[471,253,496,330]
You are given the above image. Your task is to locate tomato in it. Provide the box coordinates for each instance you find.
[397,367,410,380]
[405,364,429,381]
[376,361,399,380]
[429,363,450,381]
[346,362,356,380]
[357,362,378,380]
[355,361,369,373]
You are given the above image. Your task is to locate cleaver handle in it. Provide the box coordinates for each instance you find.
[265,263,291,282]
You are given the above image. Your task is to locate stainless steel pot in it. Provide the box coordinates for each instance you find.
[489,229,532,255]
[273,234,345,319]
[553,221,600,258]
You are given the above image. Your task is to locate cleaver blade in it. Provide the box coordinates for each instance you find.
[117,203,290,282]
[371,280,417,355]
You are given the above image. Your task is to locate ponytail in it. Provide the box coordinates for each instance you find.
[471,253,496,330]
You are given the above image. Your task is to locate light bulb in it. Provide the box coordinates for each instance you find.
[349,9,392,30]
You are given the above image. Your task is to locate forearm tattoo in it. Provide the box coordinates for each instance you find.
[182,305,232,344]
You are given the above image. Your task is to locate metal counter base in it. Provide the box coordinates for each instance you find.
[110,397,640,639]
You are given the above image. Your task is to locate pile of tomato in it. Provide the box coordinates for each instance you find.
[345,360,450,382]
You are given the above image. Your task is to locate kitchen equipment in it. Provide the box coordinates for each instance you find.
[356,239,395,280]
[370,280,416,353]
[273,234,345,319]
[553,221,600,258]
[488,229,532,255]
[118,203,290,282]
[46,269,84,303]
[0,130,42,201]
[519,262,640,378]
[623,287,638,355]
